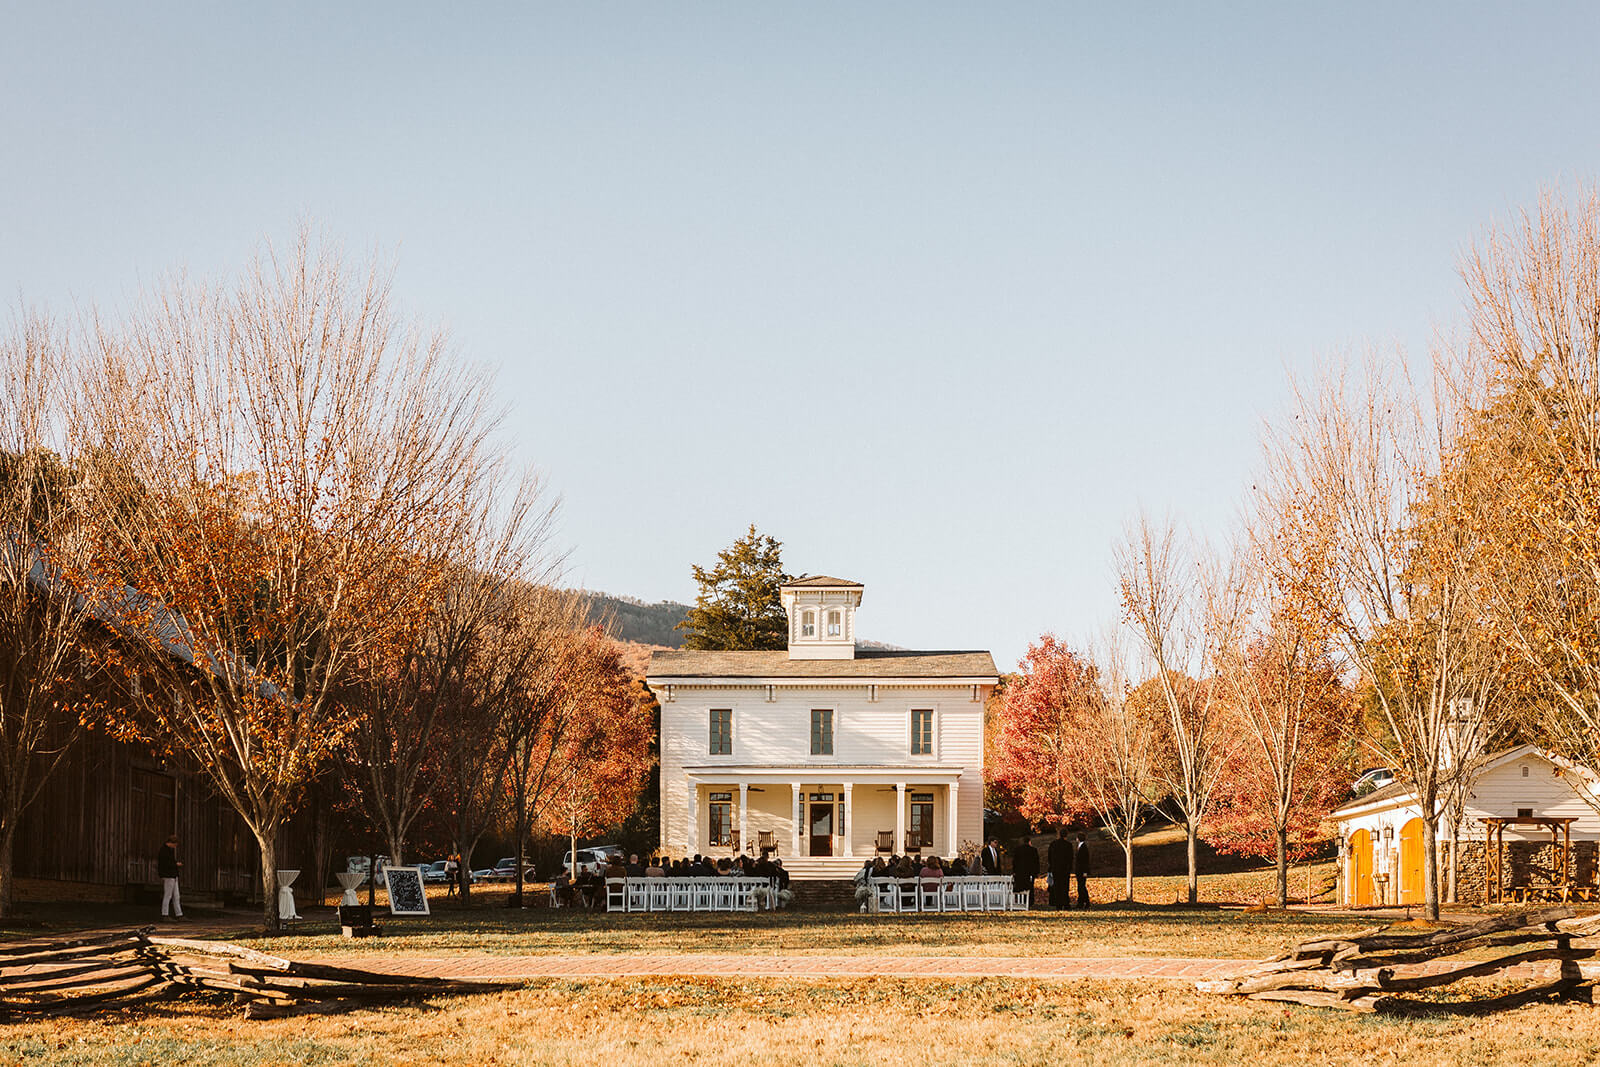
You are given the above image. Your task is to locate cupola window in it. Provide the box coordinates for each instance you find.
[802,610,816,638]
[827,610,842,637]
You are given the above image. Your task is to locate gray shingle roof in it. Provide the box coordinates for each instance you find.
[648,648,997,679]
[781,575,862,588]
[1329,779,1415,815]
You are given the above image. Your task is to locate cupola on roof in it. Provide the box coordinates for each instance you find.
[780,574,863,660]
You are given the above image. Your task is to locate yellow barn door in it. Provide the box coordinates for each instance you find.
[1349,829,1373,907]
[1399,819,1425,904]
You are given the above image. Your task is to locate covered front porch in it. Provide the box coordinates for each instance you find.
[681,765,965,878]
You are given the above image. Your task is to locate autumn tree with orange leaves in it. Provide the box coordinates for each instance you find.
[990,635,1102,832]
[0,313,114,917]
[79,232,506,928]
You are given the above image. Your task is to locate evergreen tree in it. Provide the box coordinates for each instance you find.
[677,525,789,650]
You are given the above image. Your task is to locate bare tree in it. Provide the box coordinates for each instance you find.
[1114,514,1239,905]
[343,474,558,868]
[1458,186,1600,818]
[1079,635,1156,903]
[1266,355,1500,919]
[0,311,104,917]
[80,231,502,928]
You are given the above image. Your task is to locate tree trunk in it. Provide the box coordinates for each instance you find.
[0,814,17,919]
[1275,825,1289,907]
[456,828,478,902]
[256,827,281,931]
[1186,821,1199,905]
[1123,840,1134,903]
[1422,812,1440,921]
[1447,834,1459,904]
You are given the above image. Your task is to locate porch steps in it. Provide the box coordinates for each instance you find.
[777,856,868,882]
[787,879,860,911]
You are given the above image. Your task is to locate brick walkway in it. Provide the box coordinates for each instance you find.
[296,953,1249,981]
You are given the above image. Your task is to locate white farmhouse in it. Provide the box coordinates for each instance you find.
[647,575,999,880]
[1331,744,1600,906]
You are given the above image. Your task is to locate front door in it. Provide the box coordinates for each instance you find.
[809,793,834,856]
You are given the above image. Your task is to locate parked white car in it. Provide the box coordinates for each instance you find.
[562,848,619,877]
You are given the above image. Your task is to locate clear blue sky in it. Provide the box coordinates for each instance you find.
[6,4,1600,669]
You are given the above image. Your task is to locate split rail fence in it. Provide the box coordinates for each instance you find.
[1199,907,1600,1013]
[0,927,501,1020]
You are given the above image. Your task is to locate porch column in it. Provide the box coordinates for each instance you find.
[738,782,749,855]
[946,781,960,856]
[791,782,803,856]
[842,783,854,857]
[686,780,699,856]
[894,782,906,854]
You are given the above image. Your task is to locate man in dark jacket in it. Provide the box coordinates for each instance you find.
[1046,828,1073,909]
[157,834,183,920]
[1011,835,1040,906]
[1074,832,1092,908]
[980,838,1002,876]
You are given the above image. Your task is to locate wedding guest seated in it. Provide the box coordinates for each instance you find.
[772,858,790,891]
[919,856,944,880]
[854,859,875,888]
[715,857,733,875]
[869,857,889,881]
[551,869,576,908]
[948,857,969,877]
[894,856,915,878]
[626,853,645,877]
[646,857,666,877]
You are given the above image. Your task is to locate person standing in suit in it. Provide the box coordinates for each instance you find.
[157,834,183,920]
[1074,832,1092,908]
[1047,828,1073,909]
[1011,835,1040,906]
[980,837,1003,876]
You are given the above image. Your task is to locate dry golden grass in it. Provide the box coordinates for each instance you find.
[6,977,1600,1066]
[239,900,1372,961]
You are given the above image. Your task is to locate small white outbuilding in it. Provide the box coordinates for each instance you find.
[1331,744,1600,906]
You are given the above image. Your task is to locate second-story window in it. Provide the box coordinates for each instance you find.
[709,708,732,755]
[811,708,834,755]
[827,610,842,637]
[910,708,934,755]
[802,610,816,637]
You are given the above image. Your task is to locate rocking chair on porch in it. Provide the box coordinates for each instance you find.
[875,831,895,856]
[757,829,778,856]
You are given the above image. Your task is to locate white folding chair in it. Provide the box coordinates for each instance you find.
[984,878,1010,911]
[693,878,715,911]
[714,879,737,910]
[898,878,918,913]
[605,878,626,911]
[919,879,943,912]
[669,879,692,911]
[873,879,898,914]
[940,879,962,912]
[961,877,985,912]
[648,879,670,911]
[1011,889,1031,911]
[626,880,649,912]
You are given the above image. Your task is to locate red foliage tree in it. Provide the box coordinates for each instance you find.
[1203,635,1356,902]
[990,635,1101,830]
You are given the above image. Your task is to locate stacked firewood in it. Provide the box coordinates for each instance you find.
[0,927,501,1020]
[1199,907,1600,1013]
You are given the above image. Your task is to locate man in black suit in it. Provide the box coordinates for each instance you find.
[1046,828,1073,909]
[980,837,1002,876]
[1074,832,1092,908]
[1011,835,1040,906]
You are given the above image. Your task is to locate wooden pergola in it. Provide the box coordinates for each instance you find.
[1482,816,1577,904]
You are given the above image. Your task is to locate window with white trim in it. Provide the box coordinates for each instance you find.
[709,708,732,755]
[910,708,934,755]
[827,609,842,637]
[811,709,834,755]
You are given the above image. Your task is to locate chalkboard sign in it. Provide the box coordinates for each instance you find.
[383,866,430,916]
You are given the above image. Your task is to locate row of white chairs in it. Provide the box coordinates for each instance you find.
[869,876,1029,914]
[601,876,781,912]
